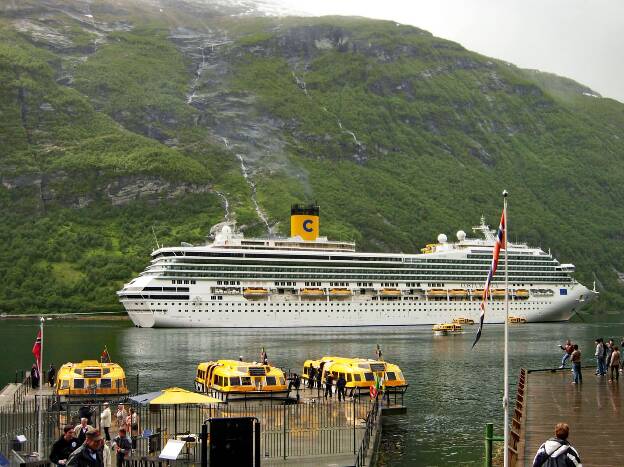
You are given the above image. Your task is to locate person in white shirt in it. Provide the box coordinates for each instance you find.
[100,403,112,441]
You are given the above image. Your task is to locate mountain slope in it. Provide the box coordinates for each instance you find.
[0,0,623,316]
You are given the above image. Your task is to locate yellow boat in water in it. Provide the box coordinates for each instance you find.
[508,316,527,324]
[452,317,475,325]
[301,356,407,396]
[194,360,288,401]
[55,360,129,397]
[432,323,463,335]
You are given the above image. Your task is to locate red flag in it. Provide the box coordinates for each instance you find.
[32,330,42,372]
[369,385,377,399]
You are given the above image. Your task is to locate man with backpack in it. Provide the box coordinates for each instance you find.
[532,422,582,466]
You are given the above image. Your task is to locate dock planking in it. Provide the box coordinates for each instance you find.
[520,369,623,467]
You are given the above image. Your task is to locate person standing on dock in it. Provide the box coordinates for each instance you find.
[308,366,316,389]
[30,363,40,389]
[571,345,582,385]
[595,338,606,376]
[48,364,56,387]
[112,428,132,467]
[115,405,126,431]
[609,346,620,383]
[67,428,104,467]
[75,418,94,445]
[336,374,346,401]
[49,425,79,466]
[324,372,334,399]
[559,340,573,368]
[260,347,268,365]
[100,403,111,441]
[531,422,582,467]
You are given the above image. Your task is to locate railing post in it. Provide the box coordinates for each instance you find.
[283,403,287,460]
[353,395,356,454]
[485,423,493,467]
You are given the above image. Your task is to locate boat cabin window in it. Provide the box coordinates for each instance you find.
[74,369,83,375]
[237,367,247,373]
[303,366,308,375]
[103,368,111,375]
[346,374,352,382]
[60,380,69,389]
[230,377,240,386]
[266,376,276,385]
[215,376,222,386]
[73,379,85,389]
[370,363,385,372]
[241,377,252,386]
[386,372,396,381]
[116,380,123,389]
[364,372,374,381]
[353,374,361,382]
[358,364,370,370]
[100,379,112,388]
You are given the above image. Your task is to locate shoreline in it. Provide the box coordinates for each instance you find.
[0,313,129,321]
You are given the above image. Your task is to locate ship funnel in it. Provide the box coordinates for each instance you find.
[290,203,320,241]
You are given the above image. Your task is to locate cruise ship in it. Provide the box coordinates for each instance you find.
[118,204,596,328]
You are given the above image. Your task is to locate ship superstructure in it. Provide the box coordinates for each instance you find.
[118,205,595,328]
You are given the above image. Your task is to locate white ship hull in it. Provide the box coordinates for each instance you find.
[121,283,593,328]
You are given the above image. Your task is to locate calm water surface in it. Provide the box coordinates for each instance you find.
[1,319,623,466]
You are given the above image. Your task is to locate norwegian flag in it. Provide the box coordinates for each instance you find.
[472,210,506,348]
[32,330,42,372]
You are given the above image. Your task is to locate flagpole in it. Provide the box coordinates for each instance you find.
[502,190,509,467]
[38,316,44,457]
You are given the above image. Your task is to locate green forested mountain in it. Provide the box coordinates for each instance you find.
[1,0,623,317]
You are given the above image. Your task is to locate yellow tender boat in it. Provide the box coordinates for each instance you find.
[514,289,530,299]
[301,356,408,396]
[195,360,288,401]
[55,360,129,397]
[452,317,475,325]
[432,323,463,335]
[508,316,527,324]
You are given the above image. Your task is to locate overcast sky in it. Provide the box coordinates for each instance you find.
[275,0,623,102]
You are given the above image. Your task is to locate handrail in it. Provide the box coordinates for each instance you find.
[354,398,380,467]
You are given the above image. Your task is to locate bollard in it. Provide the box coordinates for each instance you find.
[484,423,493,467]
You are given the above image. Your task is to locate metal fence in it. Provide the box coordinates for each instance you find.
[1,393,376,463]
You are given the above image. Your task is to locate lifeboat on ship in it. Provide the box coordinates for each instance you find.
[427,289,448,299]
[301,288,325,298]
[329,288,352,297]
[514,289,530,299]
[380,288,401,297]
[491,289,507,299]
[243,288,269,299]
[448,289,468,299]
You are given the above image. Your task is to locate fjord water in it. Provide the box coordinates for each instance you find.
[1,320,622,465]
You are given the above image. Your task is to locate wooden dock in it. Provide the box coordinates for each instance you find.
[516,368,624,467]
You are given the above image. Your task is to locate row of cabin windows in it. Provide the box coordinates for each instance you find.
[173,280,196,284]
[213,375,280,387]
[60,378,126,389]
